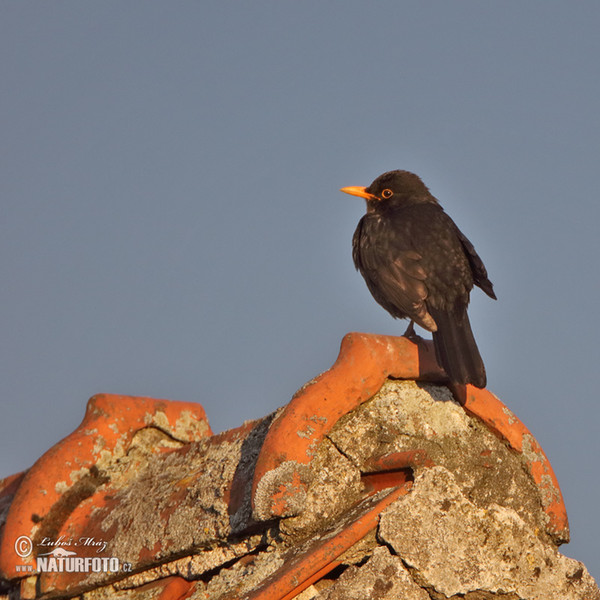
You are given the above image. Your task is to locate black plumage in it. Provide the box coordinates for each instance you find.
[341,170,496,388]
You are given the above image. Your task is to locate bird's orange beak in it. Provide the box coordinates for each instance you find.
[340,186,377,201]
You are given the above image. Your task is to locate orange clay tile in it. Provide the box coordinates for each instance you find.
[0,471,27,498]
[0,393,212,579]
[155,576,195,600]
[0,471,27,558]
[251,333,442,513]
[241,484,412,600]
[0,471,27,518]
[250,332,569,544]
[360,450,433,494]
[251,333,443,518]
[36,419,263,597]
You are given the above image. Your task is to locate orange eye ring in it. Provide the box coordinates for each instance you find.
[381,189,393,199]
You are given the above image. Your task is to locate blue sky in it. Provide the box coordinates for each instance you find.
[2,2,599,579]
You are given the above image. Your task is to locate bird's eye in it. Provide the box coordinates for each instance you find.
[381,189,393,199]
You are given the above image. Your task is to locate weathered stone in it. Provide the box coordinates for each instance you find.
[379,466,599,600]
[44,421,269,595]
[329,380,550,541]
[321,546,430,600]
[191,550,285,600]
[252,460,313,521]
[98,437,240,563]
[280,437,363,542]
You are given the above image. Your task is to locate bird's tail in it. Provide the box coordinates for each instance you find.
[430,307,487,388]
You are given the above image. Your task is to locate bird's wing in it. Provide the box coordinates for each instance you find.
[382,251,437,331]
[354,223,437,331]
[455,228,496,300]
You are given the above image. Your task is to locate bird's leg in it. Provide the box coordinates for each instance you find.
[403,320,423,342]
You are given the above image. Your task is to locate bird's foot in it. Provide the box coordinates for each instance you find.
[402,321,424,343]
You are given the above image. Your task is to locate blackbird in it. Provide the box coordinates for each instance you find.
[341,170,496,388]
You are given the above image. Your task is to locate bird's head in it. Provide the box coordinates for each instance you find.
[341,170,435,210]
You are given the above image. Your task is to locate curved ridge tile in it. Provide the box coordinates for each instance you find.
[251,333,443,519]
[0,393,211,579]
